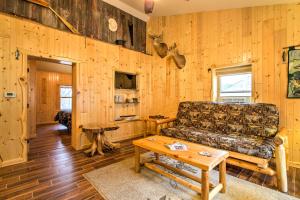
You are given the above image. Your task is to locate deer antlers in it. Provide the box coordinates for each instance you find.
[169,43,186,69]
[149,33,186,69]
[148,33,169,58]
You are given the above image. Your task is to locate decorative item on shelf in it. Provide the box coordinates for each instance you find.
[115,39,126,46]
[148,33,168,58]
[144,0,154,14]
[126,98,138,103]
[126,98,134,103]
[114,95,125,103]
[132,98,139,103]
[287,48,300,98]
[108,18,118,32]
[168,43,186,69]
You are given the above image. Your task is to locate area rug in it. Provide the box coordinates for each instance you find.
[84,153,297,200]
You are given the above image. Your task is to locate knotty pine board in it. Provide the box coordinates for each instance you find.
[0,13,151,167]
[147,4,300,166]
[36,70,72,125]
[27,60,37,138]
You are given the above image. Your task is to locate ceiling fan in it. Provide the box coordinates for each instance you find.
[144,0,154,14]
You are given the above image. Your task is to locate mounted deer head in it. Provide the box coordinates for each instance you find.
[148,33,168,58]
[169,43,186,69]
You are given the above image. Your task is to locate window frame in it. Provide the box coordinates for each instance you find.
[59,85,72,110]
[212,65,253,103]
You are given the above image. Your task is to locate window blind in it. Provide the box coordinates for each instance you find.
[215,65,252,76]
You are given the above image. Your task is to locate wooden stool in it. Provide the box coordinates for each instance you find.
[82,125,120,157]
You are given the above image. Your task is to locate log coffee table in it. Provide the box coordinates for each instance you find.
[133,136,229,200]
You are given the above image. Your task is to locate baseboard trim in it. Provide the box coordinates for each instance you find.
[0,157,26,168]
[288,161,300,168]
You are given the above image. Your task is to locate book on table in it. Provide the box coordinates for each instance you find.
[165,142,188,151]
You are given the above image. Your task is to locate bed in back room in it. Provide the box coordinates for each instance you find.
[54,110,72,132]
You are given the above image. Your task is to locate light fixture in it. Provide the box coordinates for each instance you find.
[144,0,154,14]
[59,60,72,65]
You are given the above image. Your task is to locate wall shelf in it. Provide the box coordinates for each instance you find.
[114,119,143,124]
[115,102,139,104]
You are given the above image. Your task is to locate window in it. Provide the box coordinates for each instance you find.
[214,65,252,103]
[60,86,72,110]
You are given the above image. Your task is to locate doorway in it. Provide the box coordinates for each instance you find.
[27,56,75,158]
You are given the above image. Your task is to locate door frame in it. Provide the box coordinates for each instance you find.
[24,53,81,161]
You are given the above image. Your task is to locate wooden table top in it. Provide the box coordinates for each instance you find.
[81,124,119,133]
[133,136,229,171]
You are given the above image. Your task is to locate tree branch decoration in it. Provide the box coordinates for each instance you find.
[149,33,186,69]
[23,0,79,34]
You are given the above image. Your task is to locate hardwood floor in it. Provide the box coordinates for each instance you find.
[0,124,299,199]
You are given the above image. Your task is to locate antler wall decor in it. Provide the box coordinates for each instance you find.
[23,0,79,34]
[148,33,169,58]
[149,34,187,69]
[168,43,186,69]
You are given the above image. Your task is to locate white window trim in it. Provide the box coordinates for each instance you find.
[60,85,72,110]
[211,64,253,103]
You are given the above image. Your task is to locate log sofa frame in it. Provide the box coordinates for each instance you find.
[154,118,288,193]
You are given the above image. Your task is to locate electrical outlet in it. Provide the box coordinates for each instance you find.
[4,92,16,98]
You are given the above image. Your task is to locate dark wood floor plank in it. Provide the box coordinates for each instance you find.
[295,167,300,198]
[0,124,298,199]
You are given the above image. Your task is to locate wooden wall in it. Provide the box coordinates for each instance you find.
[36,70,72,124]
[147,4,300,167]
[0,13,151,167]
[1,3,300,168]
[0,0,146,52]
[27,60,37,138]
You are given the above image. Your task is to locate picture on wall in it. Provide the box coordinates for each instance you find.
[288,49,300,98]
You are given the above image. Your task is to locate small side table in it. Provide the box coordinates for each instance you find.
[82,125,120,157]
[144,117,176,137]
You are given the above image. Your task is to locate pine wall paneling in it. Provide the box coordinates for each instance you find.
[36,70,72,124]
[147,4,300,167]
[0,13,152,167]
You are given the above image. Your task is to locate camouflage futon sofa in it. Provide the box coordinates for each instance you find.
[158,101,288,192]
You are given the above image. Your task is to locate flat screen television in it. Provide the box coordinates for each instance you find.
[115,71,137,89]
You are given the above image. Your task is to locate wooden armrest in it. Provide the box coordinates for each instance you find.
[274,128,288,146]
[155,118,177,125]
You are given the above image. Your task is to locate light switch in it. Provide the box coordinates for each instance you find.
[4,92,16,98]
